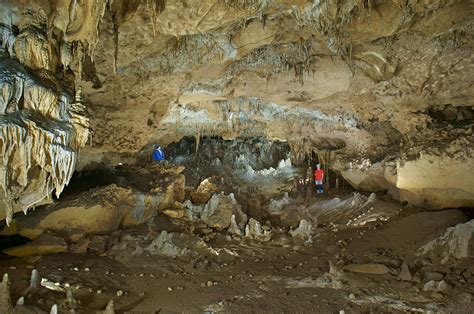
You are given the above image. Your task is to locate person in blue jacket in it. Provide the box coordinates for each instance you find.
[152,145,165,161]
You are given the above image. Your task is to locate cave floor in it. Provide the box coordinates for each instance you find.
[1,201,472,313]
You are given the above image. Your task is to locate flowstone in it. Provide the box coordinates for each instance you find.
[0,60,89,224]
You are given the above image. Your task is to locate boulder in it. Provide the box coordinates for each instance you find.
[69,238,91,254]
[394,153,474,209]
[419,219,474,263]
[162,208,185,219]
[336,150,474,210]
[14,185,132,240]
[191,178,219,205]
[201,193,247,230]
[4,234,67,257]
[8,171,186,239]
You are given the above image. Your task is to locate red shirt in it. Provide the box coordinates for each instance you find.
[314,169,324,181]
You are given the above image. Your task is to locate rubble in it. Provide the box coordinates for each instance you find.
[145,231,190,257]
[419,219,474,263]
[423,280,451,292]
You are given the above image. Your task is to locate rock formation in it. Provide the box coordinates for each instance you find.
[0,1,93,223]
[419,219,474,263]
[201,192,247,230]
[0,0,471,224]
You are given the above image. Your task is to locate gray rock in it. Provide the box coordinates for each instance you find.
[454,292,472,304]
[419,220,474,263]
[424,271,444,281]
[399,262,412,281]
[423,280,450,292]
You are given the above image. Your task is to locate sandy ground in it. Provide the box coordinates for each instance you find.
[0,195,472,313]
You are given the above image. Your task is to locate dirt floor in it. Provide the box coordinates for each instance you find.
[0,194,472,313]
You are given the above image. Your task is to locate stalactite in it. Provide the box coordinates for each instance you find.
[0,60,89,224]
[195,131,201,154]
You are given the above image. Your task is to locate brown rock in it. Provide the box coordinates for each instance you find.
[201,193,245,230]
[399,262,412,281]
[191,178,219,205]
[70,238,91,254]
[88,236,109,255]
[343,263,390,275]
[162,208,185,219]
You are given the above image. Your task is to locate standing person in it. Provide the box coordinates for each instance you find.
[314,164,325,195]
[152,145,165,162]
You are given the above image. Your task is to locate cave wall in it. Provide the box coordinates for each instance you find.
[1,0,473,212]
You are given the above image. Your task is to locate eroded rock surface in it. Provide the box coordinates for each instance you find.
[0,0,472,224]
[5,165,185,240]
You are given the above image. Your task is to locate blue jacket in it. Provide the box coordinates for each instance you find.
[152,148,165,161]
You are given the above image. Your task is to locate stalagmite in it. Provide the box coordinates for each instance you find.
[228,214,243,236]
[50,304,58,314]
[0,273,13,312]
[245,218,271,242]
[290,219,313,243]
[103,300,115,314]
[29,270,40,289]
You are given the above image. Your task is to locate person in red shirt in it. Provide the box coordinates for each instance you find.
[314,164,325,194]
